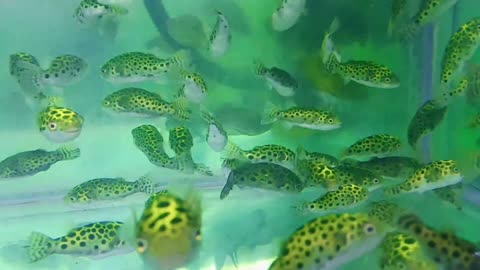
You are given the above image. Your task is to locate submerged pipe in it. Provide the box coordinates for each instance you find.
[143,0,251,89]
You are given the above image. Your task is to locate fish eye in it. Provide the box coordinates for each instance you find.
[373,178,379,183]
[69,197,76,202]
[384,77,391,82]
[364,223,376,234]
[328,119,333,123]
[48,122,57,130]
[136,239,148,253]
[103,101,110,106]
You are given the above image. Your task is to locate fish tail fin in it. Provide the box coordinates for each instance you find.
[261,102,279,125]
[296,145,308,161]
[117,207,139,248]
[321,17,341,64]
[16,61,44,91]
[170,49,193,70]
[222,141,243,159]
[325,53,340,73]
[220,170,235,199]
[194,163,213,176]
[27,232,54,262]
[136,175,155,194]
[56,145,81,160]
[108,4,129,15]
[172,95,191,120]
[178,184,202,227]
[253,59,267,76]
[199,107,215,123]
[328,17,340,36]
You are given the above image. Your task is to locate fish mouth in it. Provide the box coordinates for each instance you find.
[64,128,81,133]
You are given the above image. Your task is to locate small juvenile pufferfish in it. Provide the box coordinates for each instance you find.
[201,110,228,152]
[74,0,128,25]
[65,176,155,204]
[27,221,130,262]
[398,0,459,42]
[379,231,438,270]
[397,214,480,269]
[271,0,306,32]
[100,50,189,84]
[102,87,190,120]
[407,99,448,148]
[342,156,422,179]
[440,16,480,88]
[37,104,84,143]
[0,146,80,179]
[17,54,88,91]
[224,142,296,170]
[220,162,304,199]
[133,189,203,270]
[268,212,388,270]
[254,61,298,97]
[179,71,208,103]
[384,160,463,196]
[342,134,402,160]
[295,184,369,215]
[325,53,400,89]
[208,11,231,57]
[261,104,341,131]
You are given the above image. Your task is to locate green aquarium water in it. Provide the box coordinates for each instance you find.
[1,0,480,269]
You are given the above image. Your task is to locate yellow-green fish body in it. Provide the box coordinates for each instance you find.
[65,176,154,204]
[407,99,448,148]
[0,146,80,179]
[27,221,129,262]
[208,11,231,57]
[296,184,369,215]
[440,17,480,87]
[296,146,339,167]
[9,52,39,78]
[380,232,438,270]
[367,201,405,226]
[261,106,341,131]
[37,105,84,143]
[16,55,88,92]
[169,126,195,174]
[296,159,384,191]
[268,213,389,270]
[254,61,298,96]
[220,162,304,199]
[201,110,228,152]
[224,143,296,170]
[384,160,463,196]
[131,125,178,169]
[400,0,459,42]
[74,0,128,25]
[325,54,400,89]
[387,0,409,38]
[342,134,402,160]
[100,51,188,84]
[271,0,306,32]
[180,71,207,103]
[134,190,202,270]
[397,214,480,269]
[341,156,422,179]
[102,87,189,120]
[433,183,464,210]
